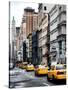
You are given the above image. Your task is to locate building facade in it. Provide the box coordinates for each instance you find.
[23,41,27,62]
[49,5,66,64]
[24,7,35,63]
[41,14,49,65]
[32,12,38,65]
[33,12,38,32]
[16,27,20,61]
[24,7,34,37]
[32,30,38,65]
[38,4,49,65]
[27,34,32,63]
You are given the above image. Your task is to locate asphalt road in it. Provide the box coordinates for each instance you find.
[9,67,66,88]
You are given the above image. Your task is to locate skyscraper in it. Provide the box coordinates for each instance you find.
[24,7,34,63]
[11,16,16,65]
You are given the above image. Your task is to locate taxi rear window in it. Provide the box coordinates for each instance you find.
[56,65,65,70]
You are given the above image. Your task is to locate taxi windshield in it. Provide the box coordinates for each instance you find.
[28,64,33,67]
[39,65,45,68]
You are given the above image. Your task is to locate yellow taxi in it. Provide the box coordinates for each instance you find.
[47,64,66,81]
[26,64,34,71]
[35,65,49,76]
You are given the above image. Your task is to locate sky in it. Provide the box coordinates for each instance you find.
[10,2,55,27]
[10,1,38,27]
[10,2,54,43]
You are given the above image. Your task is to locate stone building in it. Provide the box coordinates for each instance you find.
[38,4,49,65]
[49,5,66,64]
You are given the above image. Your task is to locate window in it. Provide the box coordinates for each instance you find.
[59,41,62,54]
[59,6,61,12]
[59,41,62,49]
[44,6,46,10]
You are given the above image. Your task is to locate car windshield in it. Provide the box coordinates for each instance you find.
[56,65,65,70]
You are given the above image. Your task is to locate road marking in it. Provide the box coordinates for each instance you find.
[43,82,50,86]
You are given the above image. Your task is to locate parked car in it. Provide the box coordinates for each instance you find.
[47,64,66,81]
[35,65,49,76]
